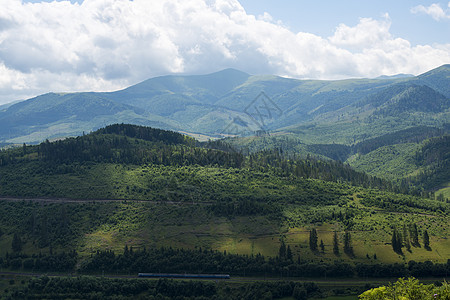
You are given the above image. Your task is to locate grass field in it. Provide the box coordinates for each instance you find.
[71,199,449,264]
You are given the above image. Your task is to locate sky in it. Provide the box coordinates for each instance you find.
[0,0,449,105]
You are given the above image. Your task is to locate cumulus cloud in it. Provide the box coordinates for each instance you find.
[411,2,450,21]
[0,0,449,104]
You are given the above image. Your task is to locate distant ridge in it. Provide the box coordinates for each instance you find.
[0,64,448,145]
[375,74,414,79]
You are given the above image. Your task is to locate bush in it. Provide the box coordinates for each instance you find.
[359,277,450,300]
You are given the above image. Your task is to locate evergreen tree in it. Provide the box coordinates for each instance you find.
[404,224,411,252]
[343,232,354,257]
[286,245,293,261]
[12,233,22,253]
[333,231,339,255]
[278,241,286,259]
[309,228,318,252]
[410,223,420,247]
[402,225,408,244]
[319,240,325,253]
[392,227,403,254]
[423,230,431,250]
[405,234,411,252]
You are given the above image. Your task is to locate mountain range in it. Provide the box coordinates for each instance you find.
[0,65,449,146]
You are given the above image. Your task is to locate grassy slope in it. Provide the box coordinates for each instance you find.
[0,125,448,266]
[435,184,450,201]
[0,162,448,265]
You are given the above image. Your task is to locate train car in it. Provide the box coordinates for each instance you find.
[138,273,230,279]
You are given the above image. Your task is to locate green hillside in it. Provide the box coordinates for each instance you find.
[347,143,421,181]
[0,125,449,279]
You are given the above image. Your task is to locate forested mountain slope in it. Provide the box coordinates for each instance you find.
[0,124,448,271]
[1,65,448,145]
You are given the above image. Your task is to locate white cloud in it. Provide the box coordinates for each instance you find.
[0,0,449,104]
[411,2,450,21]
[329,15,395,51]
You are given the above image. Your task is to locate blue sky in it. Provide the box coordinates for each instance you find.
[239,0,450,46]
[1,0,449,104]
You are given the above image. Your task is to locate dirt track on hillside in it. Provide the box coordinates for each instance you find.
[0,196,212,205]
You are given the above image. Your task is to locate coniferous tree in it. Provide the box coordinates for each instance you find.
[286,245,293,261]
[423,230,431,250]
[410,223,420,247]
[405,235,411,252]
[402,225,408,244]
[309,228,318,252]
[279,241,286,259]
[333,231,339,255]
[319,240,325,253]
[343,232,354,257]
[392,227,403,254]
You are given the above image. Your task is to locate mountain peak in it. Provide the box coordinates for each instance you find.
[207,68,250,77]
[118,68,251,99]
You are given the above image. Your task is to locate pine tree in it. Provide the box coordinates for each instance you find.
[410,223,420,247]
[405,234,411,252]
[309,228,318,252]
[392,227,403,254]
[286,245,293,261]
[343,232,354,257]
[423,230,431,250]
[402,224,408,244]
[279,241,286,259]
[333,231,339,255]
[403,224,411,252]
[319,240,325,253]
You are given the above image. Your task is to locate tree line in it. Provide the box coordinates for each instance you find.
[77,245,450,279]
[5,276,320,300]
